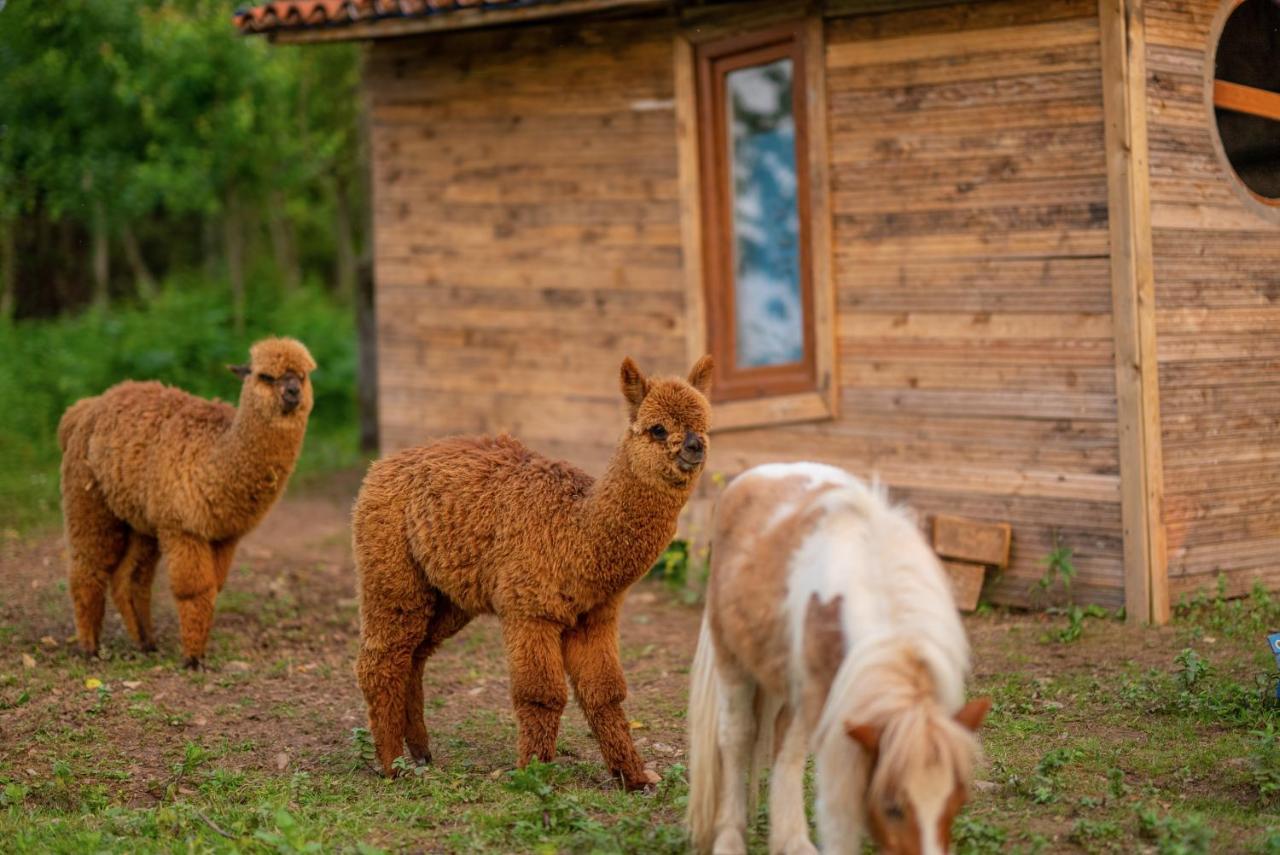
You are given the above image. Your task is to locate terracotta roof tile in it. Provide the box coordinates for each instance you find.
[233,0,541,34]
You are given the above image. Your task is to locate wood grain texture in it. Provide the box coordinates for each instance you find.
[1145,0,1280,605]
[934,515,1013,568]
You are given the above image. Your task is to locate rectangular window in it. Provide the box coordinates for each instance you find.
[697,25,816,402]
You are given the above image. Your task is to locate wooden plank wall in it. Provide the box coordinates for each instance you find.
[714,0,1127,606]
[1145,0,1280,602]
[365,17,687,472]
[366,1,1127,607]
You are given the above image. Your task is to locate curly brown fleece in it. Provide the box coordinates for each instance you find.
[58,337,316,668]
[353,356,713,789]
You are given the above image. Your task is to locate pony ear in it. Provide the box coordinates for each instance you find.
[228,364,251,380]
[620,357,649,420]
[845,722,880,755]
[686,354,714,396]
[954,697,992,732]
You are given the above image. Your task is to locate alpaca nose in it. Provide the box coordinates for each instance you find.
[282,378,301,411]
[682,433,704,460]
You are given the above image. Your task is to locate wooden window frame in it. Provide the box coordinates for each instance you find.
[675,17,838,432]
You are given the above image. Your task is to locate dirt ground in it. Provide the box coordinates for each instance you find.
[3,474,1279,853]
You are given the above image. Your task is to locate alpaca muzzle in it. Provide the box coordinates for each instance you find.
[281,378,302,414]
[677,434,705,471]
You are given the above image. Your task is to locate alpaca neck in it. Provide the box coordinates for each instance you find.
[209,404,307,508]
[581,444,692,594]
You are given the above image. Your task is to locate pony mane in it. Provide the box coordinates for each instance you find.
[816,643,979,800]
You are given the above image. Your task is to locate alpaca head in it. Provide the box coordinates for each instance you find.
[229,337,317,422]
[618,355,713,491]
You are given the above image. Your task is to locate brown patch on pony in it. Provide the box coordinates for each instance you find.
[802,593,846,731]
[707,476,840,699]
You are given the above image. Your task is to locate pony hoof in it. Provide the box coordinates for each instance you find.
[711,829,748,855]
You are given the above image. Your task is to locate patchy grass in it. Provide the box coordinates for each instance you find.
[3,482,1280,852]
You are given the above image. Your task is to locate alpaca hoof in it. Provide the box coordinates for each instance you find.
[621,768,661,791]
[78,646,99,660]
[183,656,204,671]
[407,748,432,765]
[140,641,158,654]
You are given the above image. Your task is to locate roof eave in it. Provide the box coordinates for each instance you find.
[254,0,671,44]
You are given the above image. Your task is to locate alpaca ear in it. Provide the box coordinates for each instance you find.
[228,364,251,380]
[954,697,992,732]
[620,357,649,419]
[687,354,714,396]
[845,722,880,755]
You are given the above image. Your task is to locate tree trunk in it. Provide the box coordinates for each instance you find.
[91,199,110,308]
[224,189,246,335]
[356,257,379,452]
[121,223,157,300]
[0,219,14,320]
[267,190,300,291]
[334,177,358,299]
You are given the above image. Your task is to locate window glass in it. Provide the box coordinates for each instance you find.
[725,58,804,367]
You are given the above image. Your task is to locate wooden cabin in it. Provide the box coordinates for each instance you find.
[238,0,1280,623]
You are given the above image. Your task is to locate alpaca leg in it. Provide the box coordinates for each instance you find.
[62,464,126,658]
[404,598,471,764]
[768,705,816,855]
[563,599,651,790]
[712,670,757,855]
[210,538,240,592]
[129,536,160,652]
[109,532,155,650]
[162,532,218,668]
[503,618,568,767]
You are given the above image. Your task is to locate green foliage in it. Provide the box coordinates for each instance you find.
[1035,534,1076,600]
[648,540,703,604]
[1136,804,1215,855]
[350,727,377,773]
[1251,722,1280,803]
[0,275,360,530]
[954,814,1007,854]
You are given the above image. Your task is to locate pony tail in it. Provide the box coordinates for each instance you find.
[686,613,721,853]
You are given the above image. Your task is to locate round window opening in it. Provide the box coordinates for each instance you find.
[1210,0,1280,206]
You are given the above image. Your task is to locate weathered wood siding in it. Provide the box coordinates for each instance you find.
[717,0,1125,606]
[367,2,1128,607]
[366,17,685,471]
[1145,0,1280,601]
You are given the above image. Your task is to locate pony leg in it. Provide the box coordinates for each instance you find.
[162,532,217,668]
[814,733,868,855]
[502,618,568,767]
[712,669,757,855]
[563,598,651,789]
[62,464,126,658]
[129,536,160,652]
[768,704,816,855]
[404,596,471,764]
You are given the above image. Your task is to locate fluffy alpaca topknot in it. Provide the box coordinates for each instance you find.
[249,337,316,377]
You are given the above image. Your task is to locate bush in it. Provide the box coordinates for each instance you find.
[0,275,360,530]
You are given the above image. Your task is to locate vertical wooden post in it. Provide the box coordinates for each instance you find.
[1099,0,1169,624]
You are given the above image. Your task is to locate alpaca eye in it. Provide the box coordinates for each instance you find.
[648,425,668,441]
[257,373,276,383]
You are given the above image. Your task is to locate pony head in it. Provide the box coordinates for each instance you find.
[845,695,991,854]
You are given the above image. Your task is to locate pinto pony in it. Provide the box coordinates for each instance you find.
[687,463,990,854]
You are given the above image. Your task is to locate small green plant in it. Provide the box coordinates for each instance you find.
[1250,722,1280,802]
[390,756,428,778]
[254,807,324,854]
[1136,804,1215,855]
[504,760,602,840]
[1035,533,1076,601]
[953,814,1007,854]
[1107,766,1130,801]
[648,540,703,604]
[1070,817,1122,847]
[1023,747,1083,804]
[350,727,377,772]
[1175,648,1209,691]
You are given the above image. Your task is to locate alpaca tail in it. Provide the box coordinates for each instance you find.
[686,611,721,854]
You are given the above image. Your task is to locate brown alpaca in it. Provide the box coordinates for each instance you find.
[58,337,316,668]
[353,355,713,789]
